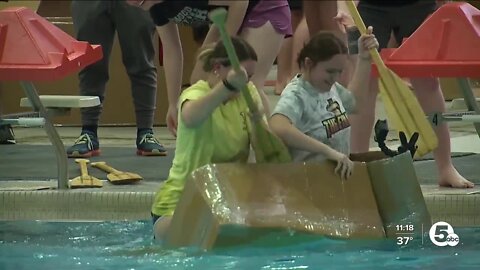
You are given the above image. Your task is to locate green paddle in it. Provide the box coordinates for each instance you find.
[208,8,291,163]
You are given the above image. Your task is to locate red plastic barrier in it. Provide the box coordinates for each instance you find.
[373,2,480,78]
[0,7,102,81]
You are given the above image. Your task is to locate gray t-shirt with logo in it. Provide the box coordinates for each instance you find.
[272,75,355,162]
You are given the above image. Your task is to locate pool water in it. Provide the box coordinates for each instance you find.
[0,220,479,270]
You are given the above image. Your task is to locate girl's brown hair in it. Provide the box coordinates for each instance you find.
[197,37,258,72]
[297,31,348,68]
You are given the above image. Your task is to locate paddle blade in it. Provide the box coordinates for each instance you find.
[378,70,438,157]
[71,158,103,188]
[69,176,103,188]
[251,120,291,163]
[107,172,142,185]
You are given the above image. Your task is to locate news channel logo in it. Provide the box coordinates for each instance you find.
[429,221,460,247]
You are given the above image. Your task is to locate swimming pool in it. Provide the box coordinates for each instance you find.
[0,221,478,269]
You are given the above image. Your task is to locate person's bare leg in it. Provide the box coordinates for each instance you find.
[303,0,339,36]
[291,16,309,76]
[411,78,474,188]
[153,216,172,241]
[241,21,285,115]
[275,10,304,95]
[304,1,351,86]
[275,39,294,95]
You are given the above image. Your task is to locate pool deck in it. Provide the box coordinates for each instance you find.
[1,86,480,227]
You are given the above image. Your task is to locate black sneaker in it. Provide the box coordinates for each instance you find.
[136,130,167,156]
[0,124,16,144]
[67,131,100,158]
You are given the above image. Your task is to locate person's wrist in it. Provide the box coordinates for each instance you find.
[222,79,239,92]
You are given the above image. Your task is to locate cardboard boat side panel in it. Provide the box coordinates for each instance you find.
[165,161,388,249]
[165,174,220,249]
[366,152,432,237]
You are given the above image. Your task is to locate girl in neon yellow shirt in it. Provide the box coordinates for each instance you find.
[151,37,262,241]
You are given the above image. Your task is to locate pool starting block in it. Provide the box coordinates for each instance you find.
[19,95,100,117]
[450,98,480,111]
[371,2,480,140]
[428,111,480,125]
[0,6,103,189]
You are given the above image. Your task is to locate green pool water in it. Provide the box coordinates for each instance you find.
[0,220,478,269]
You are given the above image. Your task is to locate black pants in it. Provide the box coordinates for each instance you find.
[347,1,436,54]
[71,0,157,128]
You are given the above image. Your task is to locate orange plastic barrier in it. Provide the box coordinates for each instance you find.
[373,2,480,78]
[0,7,102,81]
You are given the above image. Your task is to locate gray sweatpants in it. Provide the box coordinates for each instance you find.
[71,0,157,128]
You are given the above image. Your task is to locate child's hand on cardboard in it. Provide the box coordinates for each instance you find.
[328,150,354,180]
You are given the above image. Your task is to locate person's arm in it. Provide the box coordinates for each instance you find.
[209,0,249,37]
[270,113,353,179]
[183,68,248,127]
[157,22,183,135]
[346,59,370,111]
[190,0,249,83]
[347,26,378,111]
[270,114,343,160]
[269,92,340,159]
[181,84,232,128]
[201,0,249,45]
[334,0,358,32]
[270,91,354,179]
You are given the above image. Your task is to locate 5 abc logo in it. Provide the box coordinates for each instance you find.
[429,221,460,247]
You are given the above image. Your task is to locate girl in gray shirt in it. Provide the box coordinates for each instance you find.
[270,28,378,180]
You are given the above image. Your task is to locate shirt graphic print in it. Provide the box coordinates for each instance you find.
[322,98,350,138]
[171,7,208,25]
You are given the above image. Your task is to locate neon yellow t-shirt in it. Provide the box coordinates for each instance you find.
[151,80,262,216]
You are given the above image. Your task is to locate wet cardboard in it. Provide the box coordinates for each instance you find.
[166,151,431,249]
[351,152,432,238]
[165,151,432,249]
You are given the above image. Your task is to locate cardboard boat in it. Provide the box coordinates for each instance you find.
[164,152,432,249]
